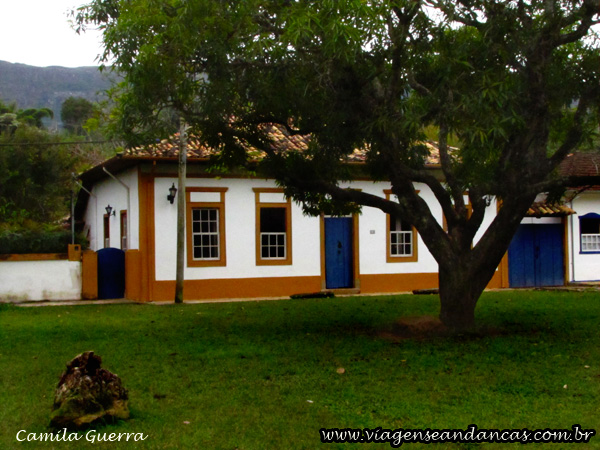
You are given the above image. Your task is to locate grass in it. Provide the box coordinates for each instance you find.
[0,290,599,449]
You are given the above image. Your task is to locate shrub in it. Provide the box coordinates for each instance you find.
[0,226,88,254]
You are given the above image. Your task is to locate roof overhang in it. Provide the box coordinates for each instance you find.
[526,202,576,218]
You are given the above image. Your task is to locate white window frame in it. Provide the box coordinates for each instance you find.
[390,220,414,257]
[191,207,221,261]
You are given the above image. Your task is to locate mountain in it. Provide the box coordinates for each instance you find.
[0,60,118,127]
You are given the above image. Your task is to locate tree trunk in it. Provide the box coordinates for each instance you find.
[438,265,480,331]
[437,255,499,331]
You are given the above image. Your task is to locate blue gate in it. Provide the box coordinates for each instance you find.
[508,224,564,288]
[97,248,125,299]
[324,217,354,289]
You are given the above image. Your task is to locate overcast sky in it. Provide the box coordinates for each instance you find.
[1,0,105,68]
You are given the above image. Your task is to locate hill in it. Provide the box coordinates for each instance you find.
[0,61,117,127]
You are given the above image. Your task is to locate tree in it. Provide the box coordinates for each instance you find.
[77,0,600,329]
[0,100,54,133]
[61,96,95,135]
[0,126,77,224]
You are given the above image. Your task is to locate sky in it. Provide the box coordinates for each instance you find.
[1,0,105,68]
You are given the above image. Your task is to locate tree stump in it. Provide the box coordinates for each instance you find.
[50,351,129,429]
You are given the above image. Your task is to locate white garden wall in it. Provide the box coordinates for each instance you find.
[0,260,81,302]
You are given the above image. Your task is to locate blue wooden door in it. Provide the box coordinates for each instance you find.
[97,248,125,299]
[508,224,564,287]
[324,217,354,289]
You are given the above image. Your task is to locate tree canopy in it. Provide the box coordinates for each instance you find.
[61,96,95,135]
[0,100,54,133]
[0,99,117,229]
[77,0,600,329]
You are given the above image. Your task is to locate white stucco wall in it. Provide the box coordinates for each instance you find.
[153,177,501,281]
[568,191,600,282]
[0,260,81,302]
[84,167,140,251]
[154,177,322,281]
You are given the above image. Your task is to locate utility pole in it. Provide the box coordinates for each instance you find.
[174,118,187,303]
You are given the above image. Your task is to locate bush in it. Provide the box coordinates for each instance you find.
[0,226,88,254]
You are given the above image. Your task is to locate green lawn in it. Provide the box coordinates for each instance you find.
[1,290,599,449]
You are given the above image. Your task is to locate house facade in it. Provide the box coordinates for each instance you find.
[76,138,600,301]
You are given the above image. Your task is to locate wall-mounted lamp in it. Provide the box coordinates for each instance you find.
[105,205,116,216]
[167,183,178,204]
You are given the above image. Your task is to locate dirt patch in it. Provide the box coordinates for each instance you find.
[378,315,504,341]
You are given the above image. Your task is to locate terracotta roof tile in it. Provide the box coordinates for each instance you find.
[526,202,575,217]
[559,152,600,178]
[124,123,442,165]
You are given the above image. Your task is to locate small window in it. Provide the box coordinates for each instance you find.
[384,189,418,262]
[120,211,128,250]
[390,217,413,257]
[260,207,287,259]
[186,187,227,267]
[103,215,110,248]
[254,188,292,265]
[580,213,600,253]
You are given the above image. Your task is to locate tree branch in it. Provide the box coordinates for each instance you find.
[548,96,593,169]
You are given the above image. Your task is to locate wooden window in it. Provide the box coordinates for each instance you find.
[120,210,128,250]
[580,214,600,253]
[390,217,414,257]
[384,189,418,263]
[103,214,110,248]
[186,188,227,267]
[254,188,292,265]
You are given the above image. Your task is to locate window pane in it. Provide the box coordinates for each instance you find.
[581,218,600,234]
[260,208,286,232]
[391,216,410,232]
[277,246,285,258]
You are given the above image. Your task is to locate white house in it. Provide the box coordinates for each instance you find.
[75,131,600,301]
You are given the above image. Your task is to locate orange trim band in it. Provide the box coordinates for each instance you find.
[150,276,322,301]
[0,253,68,261]
[360,270,503,294]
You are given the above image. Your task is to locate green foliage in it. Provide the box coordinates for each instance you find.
[75,0,599,192]
[61,97,95,135]
[0,224,88,254]
[0,125,77,224]
[0,99,53,132]
[0,98,119,229]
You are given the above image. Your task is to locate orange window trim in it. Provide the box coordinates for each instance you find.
[253,188,293,266]
[120,210,128,250]
[186,187,228,267]
[384,189,419,263]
